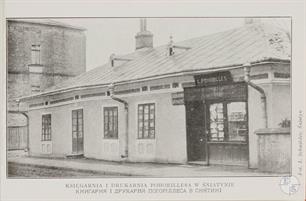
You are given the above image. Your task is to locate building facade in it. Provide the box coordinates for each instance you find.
[7,19,86,149]
[20,19,291,172]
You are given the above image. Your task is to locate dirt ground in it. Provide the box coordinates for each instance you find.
[7,162,125,178]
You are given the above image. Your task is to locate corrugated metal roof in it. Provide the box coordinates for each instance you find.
[30,22,291,97]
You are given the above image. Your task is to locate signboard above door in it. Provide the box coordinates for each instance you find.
[194,71,233,86]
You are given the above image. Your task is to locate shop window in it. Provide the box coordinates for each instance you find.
[138,103,155,139]
[209,103,225,141]
[31,44,41,65]
[227,102,247,141]
[209,101,247,142]
[42,114,51,141]
[104,107,118,139]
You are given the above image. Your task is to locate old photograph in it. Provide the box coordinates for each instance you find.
[6,17,292,178]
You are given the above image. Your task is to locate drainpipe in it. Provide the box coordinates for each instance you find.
[8,99,30,152]
[108,83,129,159]
[243,63,268,128]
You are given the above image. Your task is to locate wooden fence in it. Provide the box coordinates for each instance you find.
[7,126,28,150]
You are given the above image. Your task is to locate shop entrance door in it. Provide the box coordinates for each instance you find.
[72,109,84,155]
[185,101,208,164]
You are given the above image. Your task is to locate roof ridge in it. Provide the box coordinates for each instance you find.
[37,22,290,96]
[7,19,86,31]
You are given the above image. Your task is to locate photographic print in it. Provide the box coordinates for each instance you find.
[6,17,292,178]
[1,1,305,200]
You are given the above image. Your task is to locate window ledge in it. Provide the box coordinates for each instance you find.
[102,138,119,141]
[136,138,156,140]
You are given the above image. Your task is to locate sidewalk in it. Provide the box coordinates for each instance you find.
[8,153,285,177]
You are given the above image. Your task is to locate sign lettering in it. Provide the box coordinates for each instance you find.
[194,71,233,86]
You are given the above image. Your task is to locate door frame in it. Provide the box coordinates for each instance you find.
[71,108,84,155]
[185,100,209,164]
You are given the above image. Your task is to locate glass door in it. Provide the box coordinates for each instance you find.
[72,109,84,154]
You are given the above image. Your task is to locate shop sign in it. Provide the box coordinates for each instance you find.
[203,83,247,100]
[172,92,184,105]
[194,71,233,86]
[184,82,247,102]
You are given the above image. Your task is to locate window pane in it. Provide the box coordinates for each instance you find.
[227,102,247,141]
[78,123,83,132]
[144,105,149,114]
[72,131,77,138]
[144,128,149,138]
[78,110,83,118]
[78,131,83,138]
[209,103,224,142]
[149,120,154,127]
[149,129,155,138]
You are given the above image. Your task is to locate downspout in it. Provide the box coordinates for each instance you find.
[108,83,129,159]
[8,99,30,152]
[243,63,268,128]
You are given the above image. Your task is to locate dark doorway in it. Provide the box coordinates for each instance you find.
[72,109,84,155]
[185,101,208,163]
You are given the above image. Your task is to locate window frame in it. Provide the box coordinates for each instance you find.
[103,106,119,139]
[41,114,51,141]
[137,103,156,139]
[31,44,41,65]
[207,100,248,143]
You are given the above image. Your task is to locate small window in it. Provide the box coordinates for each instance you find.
[42,114,51,141]
[142,86,148,92]
[104,107,118,139]
[138,103,155,139]
[172,82,179,88]
[31,44,41,65]
[31,85,40,93]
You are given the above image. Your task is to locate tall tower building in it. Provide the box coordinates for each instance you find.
[7,19,86,149]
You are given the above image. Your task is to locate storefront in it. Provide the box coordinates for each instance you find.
[184,71,249,166]
[17,20,291,172]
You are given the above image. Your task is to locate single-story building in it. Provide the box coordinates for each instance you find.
[19,19,291,171]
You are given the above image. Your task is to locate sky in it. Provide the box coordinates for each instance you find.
[57,18,290,71]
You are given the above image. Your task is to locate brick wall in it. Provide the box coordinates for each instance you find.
[7,20,86,127]
[7,20,86,75]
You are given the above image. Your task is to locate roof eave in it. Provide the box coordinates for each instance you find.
[19,58,290,102]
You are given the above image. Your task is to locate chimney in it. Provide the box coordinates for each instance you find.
[135,18,153,50]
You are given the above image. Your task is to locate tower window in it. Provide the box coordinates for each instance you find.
[31,44,41,65]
